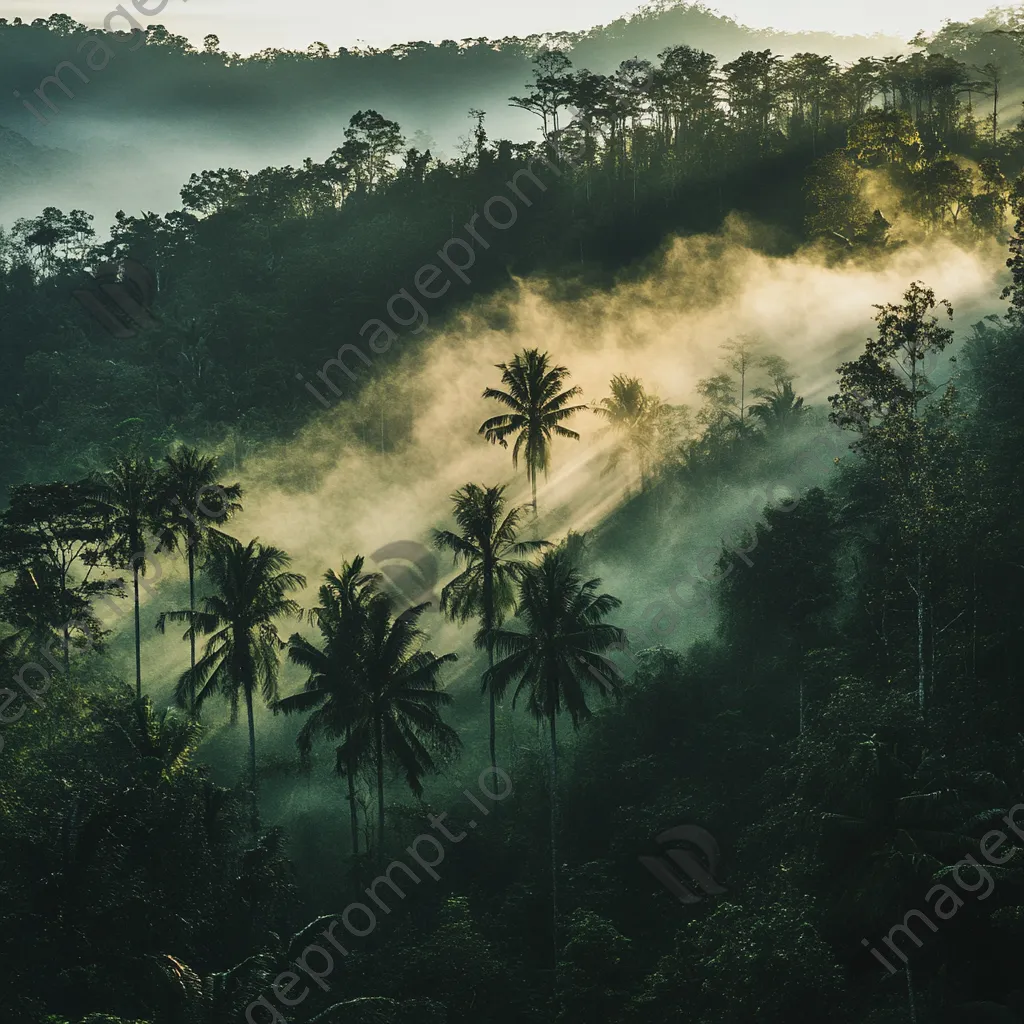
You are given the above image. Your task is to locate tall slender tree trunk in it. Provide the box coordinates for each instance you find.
[739,359,746,426]
[971,566,977,682]
[133,565,142,699]
[245,686,258,835]
[928,605,936,700]
[916,545,925,714]
[376,716,385,863]
[488,648,497,775]
[549,711,559,985]
[911,368,925,716]
[187,546,196,674]
[484,570,497,776]
[346,726,359,857]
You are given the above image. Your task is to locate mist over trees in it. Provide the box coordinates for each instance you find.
[0,0,935,227]
[0,3,902,130]
[4,12,1024,492]
[5,5,1024,1024]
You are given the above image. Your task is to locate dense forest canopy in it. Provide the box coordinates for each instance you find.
[5,3,1024,1024]
[0,0,907,228]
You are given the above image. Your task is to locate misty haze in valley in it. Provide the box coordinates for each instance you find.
[4,3,1024,1024]
[1,4,911,229]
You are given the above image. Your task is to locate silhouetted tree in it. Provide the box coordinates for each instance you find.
[154,446,242,675]
[480,349,587,511]
[98,453,157,698]
[485,541,624,971]
[276,557,384,857]
[433,483,548,773]
[158,536,305,829]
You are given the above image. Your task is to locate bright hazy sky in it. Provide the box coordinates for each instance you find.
[0,0,1000,53]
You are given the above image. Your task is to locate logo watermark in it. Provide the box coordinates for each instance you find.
[368,540,440,614]
[640,825,727,906]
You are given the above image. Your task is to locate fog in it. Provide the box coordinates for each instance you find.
[0,2,910,232]
[0,106,536,233]
[229,221,1004,653]
[95,218,1007,833]
[9,0,1004,851]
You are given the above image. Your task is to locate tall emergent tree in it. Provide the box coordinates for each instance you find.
[484,541,625,969]
[98,453,157,698]
[275,557,384,857]
[829,281,955,713]
[479,349,588,511]
[331,109,406,194]
[158,536,305,829]
[510,50,575,138]
[336,598,460,858]
[725,336,761,428]
[154,446,243,675]
[433,483,548,774]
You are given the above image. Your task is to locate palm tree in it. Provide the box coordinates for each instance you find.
[154,446,242,676]
[341,597,460,857]
[98,454,157,698]
[157,536,305,830]
[749,360,807,436]
[484,542,625,968]
[479,349,588,511]
[593,374,668,489]
[274,558,384,857]
[750,380,807,434]
[115,699,203,780]
[433,484,548,774]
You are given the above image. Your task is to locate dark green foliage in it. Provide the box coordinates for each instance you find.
[0,689,297,1024]
[3,23,1022,496]
[0,479,122,667]
[6,12,1024,1024]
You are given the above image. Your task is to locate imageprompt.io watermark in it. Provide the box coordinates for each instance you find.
[640,825,727,906]
[244,764,513,1024]
[862,802,1024,974]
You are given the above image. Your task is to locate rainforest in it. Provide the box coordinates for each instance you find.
[3,2,1024,1022]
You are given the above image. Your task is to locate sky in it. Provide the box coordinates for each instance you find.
[1,0,1000,53]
